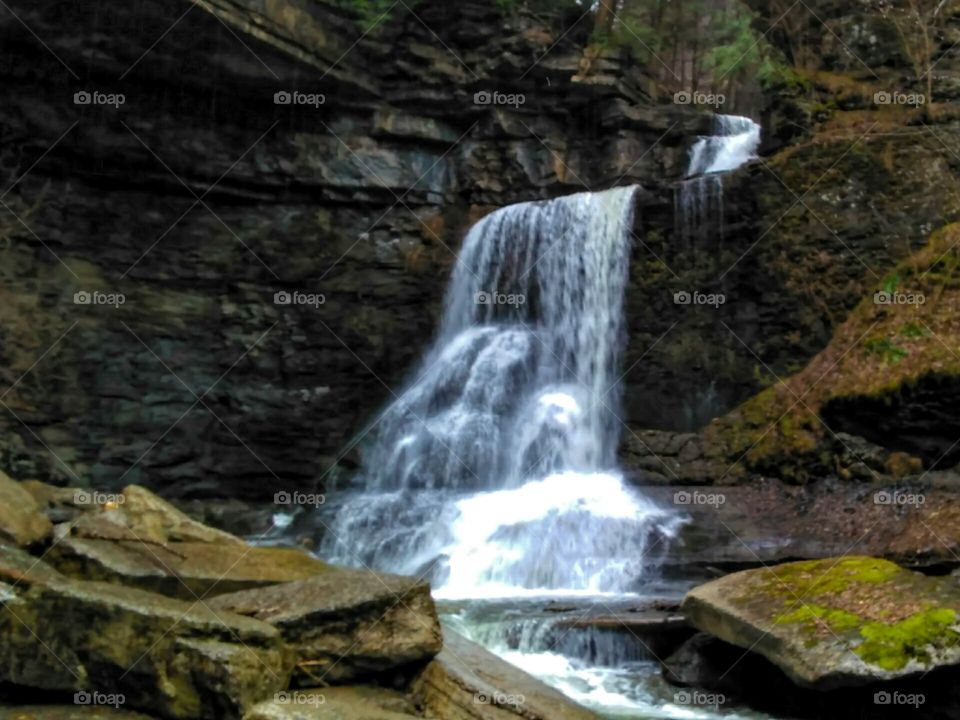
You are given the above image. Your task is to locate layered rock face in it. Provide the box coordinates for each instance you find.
[4,0,960,499]
[0,0,707,499]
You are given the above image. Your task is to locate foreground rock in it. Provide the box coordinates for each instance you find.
[209,568,442,686]
[49,538,330,600]
[0,566,291,719]
[64,485,245,546]
[412,629,600,719]
[0,708,156,719]
[245,686,421,719]
[0,471,52,547]
[683,557,960,689]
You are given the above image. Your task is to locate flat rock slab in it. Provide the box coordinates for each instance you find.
[245,686,421,719]
[0,472,53,547]
[64,485,244,546]
[683,556,960,689]
[412,629,600,720]
[49,538,331,599]
[0,577,291,719]
[209,567,442,685]
[0,543,65,586]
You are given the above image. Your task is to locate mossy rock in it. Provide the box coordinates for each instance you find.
[0,576,292,719]
[682,557,960,689]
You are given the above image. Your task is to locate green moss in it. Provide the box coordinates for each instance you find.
[776,604,862,633]
[855,607,958,671]
[759,557,901,599]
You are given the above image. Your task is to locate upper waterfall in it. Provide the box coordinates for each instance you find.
[677,114,761,242]
[686,114,761,177]
[320,186,679,597]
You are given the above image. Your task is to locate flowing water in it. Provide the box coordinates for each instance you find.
[676,115,761,243]
[316,183,769,718]
[321,186,681,597]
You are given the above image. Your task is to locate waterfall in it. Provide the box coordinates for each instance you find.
[320,186,679,598]
[676,114,760,242]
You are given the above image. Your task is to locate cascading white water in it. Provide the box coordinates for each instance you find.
[676,114,761,242]
[321,186,679,597]
[686,115,761,176]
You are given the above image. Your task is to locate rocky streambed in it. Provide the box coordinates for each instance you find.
[3,469,960,719]
[0,471,598,720]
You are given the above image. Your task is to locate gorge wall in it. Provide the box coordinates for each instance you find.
[3,0,960,498]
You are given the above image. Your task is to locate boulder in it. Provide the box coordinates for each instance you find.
[411,629,600,719]
[65,486,244,546]
[244,686,421,719]
[0,577,292,719]
[682,557,960,689]
[0,471,53,547]
[209,568,442,686]
[48,538,331,599]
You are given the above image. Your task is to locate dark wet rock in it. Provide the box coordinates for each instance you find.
[0,472,53,547]
[682,557,960,689]
[208,567,441,686]
[664,631,960,720]
[48,538,330,600]
[552,607,694,660]
[411,628,600,720]
[647,476,960,577]
[0,577,291,719]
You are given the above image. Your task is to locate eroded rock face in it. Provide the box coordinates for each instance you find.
[682,557,960,689]
[209,568,442,686]
[412,629,600,720]
[0,471,53,547]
